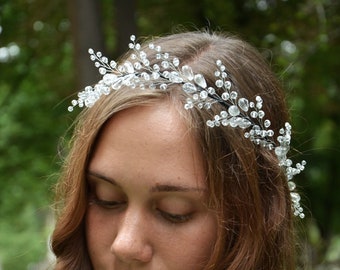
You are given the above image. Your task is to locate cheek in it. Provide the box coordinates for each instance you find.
[85,207,116,266]
[163,213,217,269]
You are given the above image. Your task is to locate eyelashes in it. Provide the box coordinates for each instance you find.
[89,198,193,224]
[157,210,193,224]
[89,198,126,209]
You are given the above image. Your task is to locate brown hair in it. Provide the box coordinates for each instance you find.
[51,31,295,269]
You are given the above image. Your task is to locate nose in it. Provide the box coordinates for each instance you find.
[111,208,153,264]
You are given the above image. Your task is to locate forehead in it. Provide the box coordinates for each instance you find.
[89,102,206,189]
[99,100,195,152]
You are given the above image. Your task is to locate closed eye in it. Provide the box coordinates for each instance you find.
[89,198,126,209]
[157,209,193,224]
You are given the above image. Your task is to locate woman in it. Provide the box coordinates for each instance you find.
[51,31,305,269]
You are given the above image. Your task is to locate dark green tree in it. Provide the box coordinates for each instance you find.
[0,0,339,268]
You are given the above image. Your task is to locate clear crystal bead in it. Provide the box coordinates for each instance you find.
[224,80,231,89]
[139,51,146,59]
[152,72,160,80]
[267,130,274,137]
[238,98,249,112]
[228,105,240,117]
[161,61,169,69]
[99,67,106,75]
[230,91,238,99]
[208,87,215,94]
[264,119,271,128]
[221,92,229,100]
[162,71,170,78]
[220,111,228,118]
[290,192,301,203]
[109,61,116,69]
[256,96,262,102]
[182,83,197,94]
[221,119,229,126]
[215,79,223,88]
[194,74,207,88]
[182,65,194,80]
[241,119,252,128]
[200,91,208,99]
[204,102,211,109]
[124,62,134,73]
[134,62,142,70]
[169,72,183,83]
[206,120,214,127]
[112,78,123,89]
[141,72,150,81]
[153,64,160,71]
[274,146,288,157]
[258,110,265,119]
[250,111,258,118]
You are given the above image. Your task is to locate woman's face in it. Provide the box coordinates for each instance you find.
[86,102,217,270]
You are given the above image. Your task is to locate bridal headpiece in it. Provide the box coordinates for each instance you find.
[68,35,306,218]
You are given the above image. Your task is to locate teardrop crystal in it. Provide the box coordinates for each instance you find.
[288,181,296,191]
[169,72,183,83]
[182,65,194,81]
[112,78,123,89]
[290,192,301,203]
[194,74,207,88]
[182,83,197,94]
[124,61,134,74]
[238,98,249,112]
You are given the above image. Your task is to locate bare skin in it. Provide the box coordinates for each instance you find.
[86,102,217,270]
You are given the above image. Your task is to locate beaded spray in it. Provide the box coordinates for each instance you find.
[68,35,306,218]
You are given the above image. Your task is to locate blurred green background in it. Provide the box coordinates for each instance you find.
[0,0,339,269]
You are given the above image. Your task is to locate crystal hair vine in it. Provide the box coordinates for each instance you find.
[68,35,306,218]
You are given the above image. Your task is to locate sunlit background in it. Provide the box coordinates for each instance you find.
[0,0,339,269]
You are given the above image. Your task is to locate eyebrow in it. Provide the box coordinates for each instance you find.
[87,171,205,193]
[150,184,205,193]
[87,171,120,187]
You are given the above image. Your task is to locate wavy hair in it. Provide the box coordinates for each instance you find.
[51,31,295,269]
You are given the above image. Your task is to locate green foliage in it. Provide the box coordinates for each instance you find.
[0,0,339,268]
[0,0,72,268]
